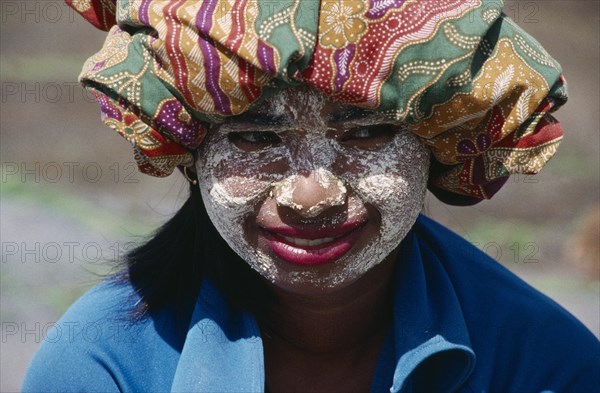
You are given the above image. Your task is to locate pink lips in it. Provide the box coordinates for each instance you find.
[261,221,366,266]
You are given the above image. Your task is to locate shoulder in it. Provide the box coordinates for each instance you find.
[22,280,185,393]
[412,215,600,391]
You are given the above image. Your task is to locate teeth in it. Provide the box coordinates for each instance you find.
[281,235,337,247]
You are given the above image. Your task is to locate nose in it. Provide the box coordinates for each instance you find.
[272,168,347,218]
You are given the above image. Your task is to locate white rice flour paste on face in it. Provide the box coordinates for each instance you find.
[197,88,430,290]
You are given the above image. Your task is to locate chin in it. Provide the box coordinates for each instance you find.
[262,265,371,295]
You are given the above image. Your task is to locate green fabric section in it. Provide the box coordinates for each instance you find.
[288,0,321,75]
[379,8,491,122]
[254,0,320,80]
[499,16,562,87]
[410,7,492,123]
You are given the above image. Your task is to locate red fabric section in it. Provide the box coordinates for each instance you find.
[65,0,116,31]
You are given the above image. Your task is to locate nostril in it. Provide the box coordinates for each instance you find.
[272,169,347,218]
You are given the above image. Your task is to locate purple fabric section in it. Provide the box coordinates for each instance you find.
[196,0,232,115]
[457,139,477,156]
[366,0,405,19]
[154,99,202,147]
[456,134,491,161]
[257,41,276,75]
[470,156,487,185]
[139,0,152,25]
[333,45,356,93]
[92,60,106,72]
[481,176,508,195]
[477,133,491,152]
[95,92,122,121]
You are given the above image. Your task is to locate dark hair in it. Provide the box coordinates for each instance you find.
[115,182,268,320]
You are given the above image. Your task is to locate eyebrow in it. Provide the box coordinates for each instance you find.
[225,111,291,127]
[222,105,380,128]
[328,107,378,123]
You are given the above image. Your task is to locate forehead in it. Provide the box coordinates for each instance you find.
[223,87,383,128]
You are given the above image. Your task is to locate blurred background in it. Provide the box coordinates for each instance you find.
[1,1,598,391]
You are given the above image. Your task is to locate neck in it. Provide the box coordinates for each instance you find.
[259,251,397,354]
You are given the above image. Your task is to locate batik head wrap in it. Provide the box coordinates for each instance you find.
[67,0,567,205]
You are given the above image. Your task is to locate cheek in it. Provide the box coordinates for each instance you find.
[197,139,291,217]
[334,133,430,221]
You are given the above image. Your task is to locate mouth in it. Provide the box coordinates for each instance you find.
[261,221,367,266]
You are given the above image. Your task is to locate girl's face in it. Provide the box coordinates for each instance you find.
[197,88,429,294]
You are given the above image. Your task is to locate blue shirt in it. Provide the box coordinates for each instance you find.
[22,215,600,392]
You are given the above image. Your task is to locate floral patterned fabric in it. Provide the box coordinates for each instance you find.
[67,0,567,205]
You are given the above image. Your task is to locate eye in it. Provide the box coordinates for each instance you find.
[228,131,281,151]
[340,125,397,148]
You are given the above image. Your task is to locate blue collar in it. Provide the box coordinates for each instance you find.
[170,216,476,392]
[171,277,264,392]
[380,224,476,392]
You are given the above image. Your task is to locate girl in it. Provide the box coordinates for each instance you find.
[23,1,599,391]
